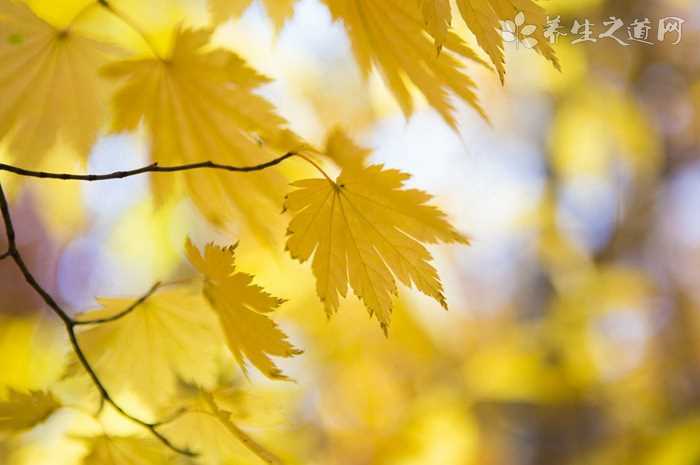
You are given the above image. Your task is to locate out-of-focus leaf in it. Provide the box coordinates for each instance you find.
[79,436,173,465]
[0,0,118,165]
[209,0,296,30]
[0,390,60,432]
[103,28,304,242]
[323,128,371,171]
[74,286,222,409]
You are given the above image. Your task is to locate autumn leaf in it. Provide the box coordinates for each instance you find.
[284,163,469,333]
[456,0,506,81]
[160,388,284,465]
[0,390,60,432]
[460,0,560,81]
[102,28,303,242]
[75,286,222,408]
[322,0,487,127]
[0,0,118,165]
[209,0,296,30]
[420,0,452,51]
[80,436,172,465]
[324,127,371,171]
[186,239,302,381]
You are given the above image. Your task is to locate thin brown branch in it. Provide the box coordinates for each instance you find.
[0,250,10,260]
[0,182,194,457]
[0,152,297,182]
[74,282,162,326]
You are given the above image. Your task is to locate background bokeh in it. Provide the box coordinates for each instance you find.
[2,0,700,464]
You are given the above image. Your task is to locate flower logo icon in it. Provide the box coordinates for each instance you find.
[501,12,539,49]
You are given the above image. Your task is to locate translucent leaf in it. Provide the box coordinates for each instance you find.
[285,162,469,332]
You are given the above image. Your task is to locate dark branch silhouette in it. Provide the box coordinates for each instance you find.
[73,282,162,326]
[0,182,194,457]
[0,152,297,182]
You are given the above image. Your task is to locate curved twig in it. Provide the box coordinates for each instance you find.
[0,152,297,182]
[74,282,162,326]
[0,182,194,457]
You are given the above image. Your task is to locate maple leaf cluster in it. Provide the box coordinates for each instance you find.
[0,0,557,462]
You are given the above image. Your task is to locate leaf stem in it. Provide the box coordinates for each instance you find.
[0,181,194,457]
[96,0,163,59]
[292,153,334,182]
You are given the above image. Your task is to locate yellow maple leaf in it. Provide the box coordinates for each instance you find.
[419,0,560,82]
[209,0,296,30]
[75,286,222,408]
[321,0,487,127]
[419,0,452,50]
[159,388,286,465]
[0,390,60,432]
[80,436,172,465]
[186,240,302,381]
[460,0,560,80]
[102,28,302,242]
[0,0,118,165]
[457,0,506,81]
[324,127,371,171]
[284,163,469,333]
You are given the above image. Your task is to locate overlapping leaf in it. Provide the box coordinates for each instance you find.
[186,240,301,380]
[160,388,285,465]
[459,0,560,81]
[103,28,302,241]
[324,127,371,171]
[75,287,222,408]
[0,0,117,164]
[425,0,560,82]
[419,0,452,50]
[80,436,172,465]
[0,390,60,432]
[209,0,296,30]
[285,163,469,333]
[322,0,487,127]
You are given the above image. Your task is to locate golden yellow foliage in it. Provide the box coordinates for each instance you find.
[160,387,287,465]
[321,0,487,127]
[186,240,301,380]
[323,127,371,171]
[457,0,559,81]
[75,286,222,408]
[209,0,296,30]
[420,0,452,50]
[0,0,117,165]
[284,163,468,332]
[0,390,60,432]
[102,28,302,241]
[80,436,172,465]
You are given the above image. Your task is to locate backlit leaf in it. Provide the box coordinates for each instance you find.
[80,436,172,465]
[322,0,487,127]
[186,240,302,380]
[0,390,60,432]
[0,0,118,164]
[284,163,469,333]
[75,286,222,408]
[103,28,303,242]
